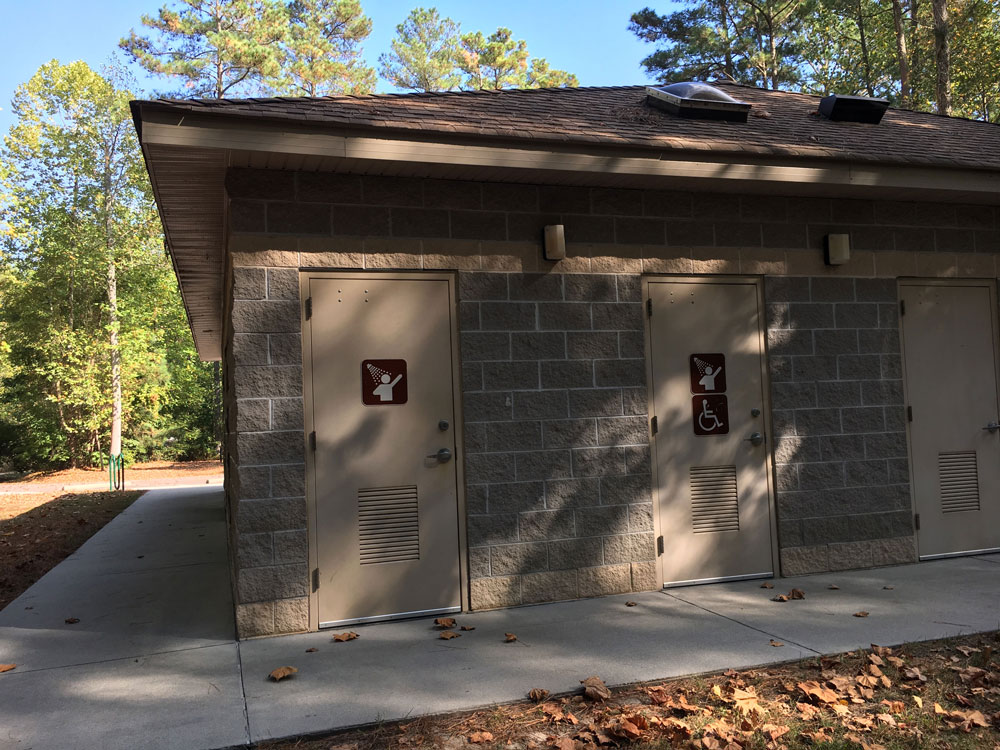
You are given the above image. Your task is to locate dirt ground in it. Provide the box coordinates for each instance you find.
[259,629,1000,750]
[0,490,142,610]
[2,459,222,486]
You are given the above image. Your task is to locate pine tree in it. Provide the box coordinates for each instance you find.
[379,7,462,92]
[458,28,577,90]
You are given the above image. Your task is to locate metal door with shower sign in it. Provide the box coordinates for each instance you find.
[303,274,463,627]
[646,278,775,587]
[900,280,1000,559]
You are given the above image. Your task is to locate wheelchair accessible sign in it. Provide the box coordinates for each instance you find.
[690,354,728,436]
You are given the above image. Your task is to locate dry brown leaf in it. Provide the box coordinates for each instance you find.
[732,687,760,715]
[913,696,923,709]
[269,666,297,681]
[581,675,611,701]
[625,601,637,607]
[830,703,850,717]
[460,625,476,631]
[828,584,840,590]
[529,688,550,703]
[956,645,981,657]
[883,586,894,590]
[770,639,784,647]
[868,664,884,677]
[772,594,789,602]
[606,717,643,741]
[760,582,774,589]
[0,664,15,673]
[796,701,820,719]
[798,681,839,704]
[468,730,494,744]
[504,632,518,643]
[903,666,927,683]
[548,737,578,750]
[887,656,905,668]
[762,724,789,741]
[305,647,318,653]
[434,617,456,629]
[654,716,693,741]
[854,611,870,618]
[439,630,461,640]
[801,726,834,743]
[876,713,897,727]
[64,617,80,624]
[868,654,884,667]
[333,631,359,642]
[857,674,878,689]
[789,588,806,600]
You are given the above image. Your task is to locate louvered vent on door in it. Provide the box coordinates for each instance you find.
[690,465,740,533]
[938,452,981,513]
[358,485,420,564]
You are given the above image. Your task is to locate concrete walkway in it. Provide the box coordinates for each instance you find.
[1,487,998,750]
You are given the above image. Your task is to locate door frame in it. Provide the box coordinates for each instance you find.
[897,277,1000,561]
[642,274,780,588]
[299,270,470,631]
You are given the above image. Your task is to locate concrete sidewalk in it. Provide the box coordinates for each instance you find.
[1,487,998,750]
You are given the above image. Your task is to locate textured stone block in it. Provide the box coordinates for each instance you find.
[233,334,269,366]
[483,362,539,391]
[466,453,516,484]
[267,201,330,235]
[236,466,270,500]
[273,597,309,634]
[624,446,650,475]
[234,366,302,399]
[296,172,362,203]
[766,277,810,303]
[460,272,508,301]
[795,408,842,436]
[522,570,579,603]
[569,389,623,417]
[271,464,305,498]
[268,334,302,365]
[780,545,830,576]
[848,510,913,541]
[467,513,519,547]
[466,484,488,515]
[572,447,625,477]
[567,331,618,359]
[771,382,817,410]
[274,529,308,563]
[513,390,568,420]
[622,388,647,416]
[227,168,295,200]
[236,399,270,432]
[237,431,304,464]
[576,504,630,538]
[767,329,814,356]
[232,300,301,333]
[871,535,917,566]
[488,482,544,514]
[271,398,303,430]
[238,532,273,567]
[541,360,593,389]
[237,496,307,533]
[266,268,299,300]
[469,547,491,578]
[601,474,650,505]
[233,267,266,300]
[578,564,632,597]
[594,359,645,388]
[800,515,850,546]
[543,419,598,450]
[515,450,571,481]
[480,301,536,330]
[508,273,564,301]
[470,576,521,609]
[490,542,548,575]
[237,563,308,602]
[519,509,575,541]
[630,561,658,592]
[548,537,603,570]
[545,477,600,509]
[564,274,616,302]
[817,381,861,408]
[461,332,510,362]
[538,302,592,330]
[512,332,565,360]
[829,541,874,570]
[602,533,656,564]
[236,602,274,638]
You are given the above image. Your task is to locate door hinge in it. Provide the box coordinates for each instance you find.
[305,297,313,320]
[907,405,913,422]
[646,298,653,317]
[914,513,920,531]
[651,415,658,435]
[309,431,316,451]
[899,299,905,316]
[312,567,320,592]
[656,535,664,555]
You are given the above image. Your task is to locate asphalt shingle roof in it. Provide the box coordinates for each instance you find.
[140,82,1000,172]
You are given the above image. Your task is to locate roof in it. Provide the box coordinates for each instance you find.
[139,82,1000,172]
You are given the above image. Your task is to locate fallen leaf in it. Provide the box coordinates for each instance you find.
[801,726,834,743]
[883,585,894,590]
[460,625,476,631]
[333,631,359,642]
[269,666,297,681]
[762,723,789,741]
[434,617,457,629]
[854,611,870,618]
[760,582,774,589]
[440,630,461,640]
[772,594,789,602]
[796,701,820,719]
[956,645,980,657]
[876,713,897,727]
[797,681,839,704]
[305,647,317,653]
[789,588,806,600]
[504,632,518,642]
[0,664,15,673]
[529,688,550,702]
[468,730,494,744]
[914,696,923,709]
[827,584,840,590]
[625,601,637,607]
[770,639,784,647]
[887,656,905,668]
[548,737,578,750]
[903,666,927,683]
[581,675,611,701]
[65,617,80,624]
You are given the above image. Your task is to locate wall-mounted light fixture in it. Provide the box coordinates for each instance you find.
[543,225,566,261]
[825,233,851,266]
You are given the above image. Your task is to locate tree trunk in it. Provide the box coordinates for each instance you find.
[891,0,910,107]
[933,0,951,115]
[856,1,875,97]
[107,258,122,458]
[719,0,735,81]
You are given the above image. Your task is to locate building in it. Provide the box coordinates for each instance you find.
[130,82,1000,639]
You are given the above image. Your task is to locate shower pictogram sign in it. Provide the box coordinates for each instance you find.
[362,360,407,405]
[690,353,728,435]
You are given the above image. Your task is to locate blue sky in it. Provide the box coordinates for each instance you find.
[0,0,674,134]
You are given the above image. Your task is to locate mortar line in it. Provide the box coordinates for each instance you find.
[661,590,822,656]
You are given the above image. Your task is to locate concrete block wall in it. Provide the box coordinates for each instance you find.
[222,167,1000,637]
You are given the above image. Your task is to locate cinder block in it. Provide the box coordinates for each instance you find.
[236,602,274,638]
[461,332,510,362]
[780,545,830,575]
[567,331,618,360]
[237,563,308,602]
[470,575,522,610]
[544,477,601,509]
[266,268,299,300]
[271,464,305,498]
[548,537,603,570]
[594,359,645,388]
[490,542,548,575]
[233,334,269,366]
[829,541,874,570]
[565,275,616,302]
[469,547,491,578]
[236,399,270,432]
[268,202,331,235]
[237,532,273,567]
[235,466,270,500]
[273,529,308,563]
[236,497,307,534]
[576,504,629,538]
[578,564,632,597]
[601,474,650,505]
[271,398,303,430]
[540,361,593,389]
[522,570,579,603]
[513,390,568,420]
[511,332,566,360]
[871,535,917,566]
[233,267,266,300]
[232,300,301,333]
[630,561,658,592]
[538,302,592,331]
[602,532,655,564]
[483,362,540,391]
[489,482,544,514]
[236,431,304,464]
[296,172,362,203]
[572,447,625,477]
[268,334,302,365]
[508,273,564,301]
[467,513,518,547]
[465,453,516,484]
[273,597,309,633]
[515,450,571,481]
[519,509,575,541]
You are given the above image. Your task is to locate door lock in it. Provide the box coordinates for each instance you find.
[427,448,452,463]
[745,432,764,446]
[984,421,1000,433]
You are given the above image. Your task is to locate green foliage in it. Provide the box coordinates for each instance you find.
[379,7,463,92]
[274,0,376,95]
[0,60,217,468]
[458,27,578,90]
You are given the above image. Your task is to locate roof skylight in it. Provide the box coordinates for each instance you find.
[645,83,752,123]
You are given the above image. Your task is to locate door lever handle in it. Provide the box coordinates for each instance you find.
[984,421,1000,433]
[427,448,452,462]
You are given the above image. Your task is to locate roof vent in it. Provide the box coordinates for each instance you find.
[818,94,889,124]
[645,82,752,123]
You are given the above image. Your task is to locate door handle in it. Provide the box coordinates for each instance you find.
[427,448,452,463]
[984,421,1000,433]
[745,432,764,446]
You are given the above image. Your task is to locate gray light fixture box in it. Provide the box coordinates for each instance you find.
[544,224,566,261]
[825,233,851,265]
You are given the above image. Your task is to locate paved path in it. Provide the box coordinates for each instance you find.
[0,474,223,495]
[1,487,998,749]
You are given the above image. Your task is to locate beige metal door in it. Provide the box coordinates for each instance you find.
[304,273,463,627]
[899,280,1000,559]
[646,277,775,586]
